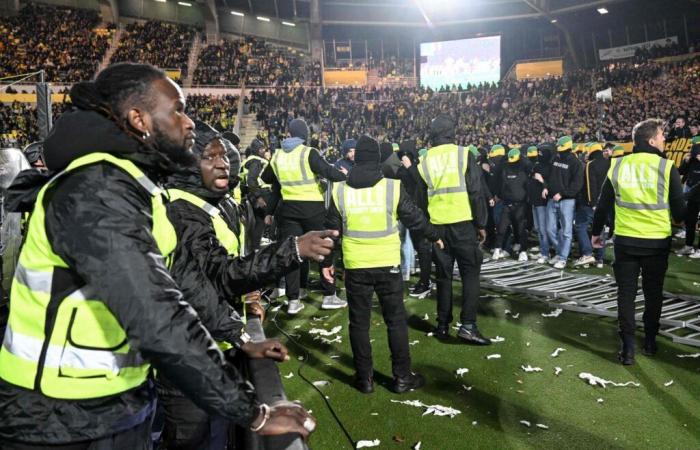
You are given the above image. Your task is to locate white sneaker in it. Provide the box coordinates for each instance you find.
[287,299,304,315]
[677,245,695,256]
[689,249,700,259]
[573,255,596,267]
[553,260,567,270]
[536,256,547,264]
[321,295,348,310]
[270,288,286,299]
[492,249,504,260]
[518,251,528,262]
[596,260,604,268]
[548,255,560,265]
[674,229,686,239]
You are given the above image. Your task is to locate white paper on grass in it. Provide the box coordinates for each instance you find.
[318,336,342,344]
[356,439,380,448]
[391,399,461,418]
[597,398,604,403]
[677,353,700,358]
[409,340,420,346]
[521,365,543,373]
[554,367,562,376]
[580,333,588,337]
[579,372,640,388]
[426,332,434,337]
[309,326,342,336]
[413,442,422,450]
[491,336,505,343]
[455,368,469,377]
[664,380,674,387]
[462,384,473,391]
[312,316,329,321]
[284,372,294,379]
[312,380,330,387]
[504,309,520,319]
[486,354,501,360]
[550,348,566,357]
[423,313,429,320]
[536,423,549,430]
[542,308,563,318]
[520,420,531,427]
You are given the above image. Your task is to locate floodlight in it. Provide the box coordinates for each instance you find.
[177,1,191,6]
[231,11,244,16]
[282,21,296,27]
[597,7,608,14]
[257,16,270,22]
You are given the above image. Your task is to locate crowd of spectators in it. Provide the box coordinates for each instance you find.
[0,102,68,148]
[633,39,700,62]
[0,3,111,82]
[187,94,239,131]
[370,56,415,78]
[111,20,196,79]
[193,37,321,86]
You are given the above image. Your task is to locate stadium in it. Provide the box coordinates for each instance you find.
[1,0,700,449]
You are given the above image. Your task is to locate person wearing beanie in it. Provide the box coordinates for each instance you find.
[492,149,531,262]
[592,118,688,365]
[573,141,610,268]
[417,114,491,345]
[485,143,507,250]
[544,135,584,269]
[322,135,443,394]
[240,137,273,252]
[678,135,700,257]
[334,138,356,174]
[162,120,333,448]
[262,117,348,314]
[526,145,538,162]
[21,141,46,171]
[528,142,555,263]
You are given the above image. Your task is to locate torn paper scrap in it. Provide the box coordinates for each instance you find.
[370,412,379,416]
[579,372,640,388]
[520,420,531,427]
[504,309,520,319]
[312,316,329,321]
[391,399,461,418]
[293,325,301,329]
[554,367,562,376]
[597,398,604,403]
[542,308,563,318]
[677,353,700,358]
[356,439,380,448]
[309,326,342,336]
[312,380,330,388]
[427,332,434,337]
[462,384,473,391]
[521,365,543,373]
[664,380,674,387]
[536,424,549,430]
[455,368,469,377]
[579,333,588,337]
[409,340,420,346]
[423,314,429,320]
[413,442,422,450]
[550,348,566,358]
[491,336,505,343]
[283,372,294,379]
[330,355,340,359]
[318,336,342,344]
[472,421,478,426]
[486,354,502,360]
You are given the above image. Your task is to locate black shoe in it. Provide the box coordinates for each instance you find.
[642,335,658,356]
[433,325,449,341]
[409,282,431,298]
[457,327,492,346]
[353,374,374,394]
[390,372,425,394]
[618,333,635,365]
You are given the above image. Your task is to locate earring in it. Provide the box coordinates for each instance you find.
[143,130,151,139]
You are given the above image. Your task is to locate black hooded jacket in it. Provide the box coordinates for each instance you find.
[579,150,611,207]
[0,110,258,444]
[495,159,530,203]
[548,150,584,200]
[527,144,554,207]
[679,144,700,188]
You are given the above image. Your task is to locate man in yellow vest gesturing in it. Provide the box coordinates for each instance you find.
[417,114,490,345]
[592,118,687,365]
[323,135,443,394]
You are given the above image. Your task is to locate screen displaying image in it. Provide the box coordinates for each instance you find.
[420,36,501,89]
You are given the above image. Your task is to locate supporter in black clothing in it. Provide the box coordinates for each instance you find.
[242,138,272,252]
[492,148,530,262]
[529,143,554,263]
[678,136,700,255]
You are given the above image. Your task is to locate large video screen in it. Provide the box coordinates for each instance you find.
[420,36,501,89]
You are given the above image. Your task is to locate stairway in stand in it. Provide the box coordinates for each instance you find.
[96,26,123,74]
[237,113,261,151]
[183,34,203,88]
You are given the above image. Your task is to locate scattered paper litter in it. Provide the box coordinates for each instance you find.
[391,399,461,418]
[270,305,281,312]
[312,316,329,321]
[597,398,604,404]
[491,336,505,343]
[297,356,304,361]
[318,336,342,344]
[677,353,700,358]
[312,380,330,387]
[521,365,543,373]
[542,308,563,318]
[526,342,531,347]
[664,380,674,387]
[455,368,470,377]
[423,313,429,320]
[520,420,531,427]
[550,348,566,357]
[536,424,549,430]
[462,384,473,391]
[504,309,520,319]
[370,339,375,343]
[486,354,501,360]
[293,325,301,329]
[413,442,422,450]
[356,439,380,448]
[472,421,478,426]
[554,367,562,376]
[283,372,294,379]
[330,355,340,359]
[580,333,588,337]
[370,412,378,416]
[409,340,420,346]
[427,332,434,337]
[309,326,342,336]
[579,372,640,388]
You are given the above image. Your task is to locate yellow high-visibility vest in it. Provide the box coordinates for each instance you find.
[270,145,323,201]
[417,144,472,225]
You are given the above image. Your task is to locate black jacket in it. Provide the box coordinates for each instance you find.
[243,157,272,205]
[548,150,584,200]
[592,143,686,249]
[579,151,611,207]
[679,144,700,188]
[527,144,554,207]
[324,162,440,262]
[495,160,530,204]
[0,110,257,444]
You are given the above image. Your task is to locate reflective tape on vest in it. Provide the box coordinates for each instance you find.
[611,156,669,210]
[420,146,467,197]
[336,179,398,238]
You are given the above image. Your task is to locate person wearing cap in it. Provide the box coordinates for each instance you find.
[417,114,490,345]
[573,142,611,268]
[335,138,356,174]
[678,136,700,257]
[21,142,46,172]
[485,144,506,251]
[262,118,347,314]
[492,148,531,262]
[528,143,555,264]
[544,135,584,269]
[592,118,688,365]
[241,138,272,252]
[322,135,443,394]
[611,145,626,158]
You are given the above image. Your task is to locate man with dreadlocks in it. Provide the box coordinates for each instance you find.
[0,63,319,448]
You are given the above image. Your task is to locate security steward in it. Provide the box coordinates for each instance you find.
[241,138,272,253]
[417,114,490,345]
[322,135,443,394]
[0,63,316,448]
[262,118,347,314]
[592,118,688,365]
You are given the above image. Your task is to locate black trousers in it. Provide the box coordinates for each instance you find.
[409,229,432,286]
[432,221,483,327]
[247,206,267,254]
[613,244,669,338]
[345,268,411,378]
[495,202,528,250]
[278,212,335,298]
[685,200,700,248]
[1,420,152,450]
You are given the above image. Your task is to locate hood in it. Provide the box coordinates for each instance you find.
[429,114,455,147]
[346,162,382,189]
[282,137,304,152]
[43,109,179,177]
[4,169,52,213]
[538,143,555,165]
[399,140,417,161]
